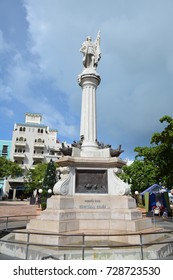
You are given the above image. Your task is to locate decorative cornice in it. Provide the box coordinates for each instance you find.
[57,156,126,168]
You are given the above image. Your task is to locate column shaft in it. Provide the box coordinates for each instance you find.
[79,74,100,151]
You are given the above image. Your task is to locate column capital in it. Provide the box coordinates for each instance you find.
[78,72,101,87]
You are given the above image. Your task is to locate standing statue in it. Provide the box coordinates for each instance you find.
[80,31,101,69]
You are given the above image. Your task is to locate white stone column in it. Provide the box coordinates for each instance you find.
[79,73,101,152]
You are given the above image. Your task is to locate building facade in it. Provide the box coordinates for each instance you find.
[10,113,63,171]
[0,140,12,159]
[3,112,69,200]
[0,140,12,200]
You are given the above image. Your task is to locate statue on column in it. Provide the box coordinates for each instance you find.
[80,31,101,70]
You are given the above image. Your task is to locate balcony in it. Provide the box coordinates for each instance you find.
[34,142,45,148]
[33,153,44,159]
[13,153,25,159]
[15,141,26,147]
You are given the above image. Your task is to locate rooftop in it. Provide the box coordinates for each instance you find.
[16,123,48,128]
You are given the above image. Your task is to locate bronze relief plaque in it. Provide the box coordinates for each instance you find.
[75,169,108,193]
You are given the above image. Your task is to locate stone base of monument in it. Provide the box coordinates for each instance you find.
[15,195,163,246]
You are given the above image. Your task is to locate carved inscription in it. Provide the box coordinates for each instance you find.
[75,169,108,193]
[79,199,106,209]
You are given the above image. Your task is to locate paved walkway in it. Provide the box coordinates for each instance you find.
[0,200,40,230]
[0,200,40,216]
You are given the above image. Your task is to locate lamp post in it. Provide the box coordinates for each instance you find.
[135,190,139,207]
[48,188,52,198]
[38,187,52,210]
[38,188,43,208]
[38,189,43,194]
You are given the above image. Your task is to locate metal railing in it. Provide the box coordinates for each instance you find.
[0,215,38,231]
[0,215,173,260]
[0,229,173,260]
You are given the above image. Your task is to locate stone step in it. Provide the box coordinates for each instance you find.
[15,229,82,246]
[40,208,142,221]
[26,215,152,237]
[27,218,79,233]
[15,226,164,247]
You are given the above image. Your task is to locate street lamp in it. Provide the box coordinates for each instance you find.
[135,191,139,196]
[48,188,52,198]
[135,190,139,207]
[38,189,43,194]
[38,189,43,208]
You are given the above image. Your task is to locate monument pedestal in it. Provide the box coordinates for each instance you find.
[53,156,129,196]
[15,195,162,246]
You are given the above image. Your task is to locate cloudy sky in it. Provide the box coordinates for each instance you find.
[0,0,172,160]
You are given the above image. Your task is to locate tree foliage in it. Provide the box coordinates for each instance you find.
[0,157,23,178]
[119,115,173,193]
[43,159,57,190]
[25,163,48,194]
[120,160,157,194]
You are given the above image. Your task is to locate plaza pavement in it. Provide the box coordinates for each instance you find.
[0,200,40,231]
[0,200,40,259]
[0,200,40,216]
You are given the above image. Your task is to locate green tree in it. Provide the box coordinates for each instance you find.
[25,163,48,195]
[0,157,23,178]
[39,159,57,210]
[135,115,173,188]
[43,159,57,190]
[119,160,157,194]
[119,115,173,193]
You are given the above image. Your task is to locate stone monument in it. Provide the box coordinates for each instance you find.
[53,31,129,197]
[14,33,162,254]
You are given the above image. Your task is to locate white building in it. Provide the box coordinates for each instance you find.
[2,113,71,200]
[10,113,64,171]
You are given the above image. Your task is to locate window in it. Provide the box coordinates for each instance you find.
[2,145,8,156]
[19,127,25,132]
[15,148,25,153]
[35,138,44,143]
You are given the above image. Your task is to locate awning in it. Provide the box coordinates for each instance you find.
[141,184,166,195]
